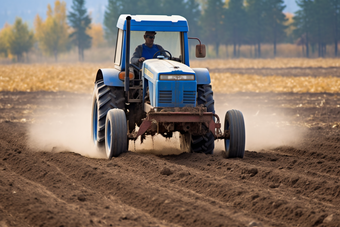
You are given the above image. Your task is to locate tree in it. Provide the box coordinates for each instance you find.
[34,0,69,61]
[330,0,340,56]
[135,0,163,14]
[313,0,333,57]
[263,0,287,57]
[0,23,11,57]
[68,0,92,61]
[87,23,105,48]
[200,0,226,57]
[160,0,201,36]
[103,0,201,45]
[181,0,201,37]
[104,0,120,45]
[225,0,247,58]
[293,0,314,57]
[246,0,266,58]
[161,0,187,15]
[284,13,295,43]
[7,18,34,62]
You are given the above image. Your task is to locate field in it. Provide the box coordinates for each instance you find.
[1,59,340,226]
[1,58,340,93]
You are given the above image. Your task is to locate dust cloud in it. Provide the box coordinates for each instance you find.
[28,92,307,158]
[214,93,307,153]
[27,93,183,158]
[129,133,183,155]
[28,94,106,159]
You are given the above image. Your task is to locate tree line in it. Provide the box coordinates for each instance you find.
[102,0,340,58]
[0,0,92,62]
[293,0,340,58]
[0,0,339,62]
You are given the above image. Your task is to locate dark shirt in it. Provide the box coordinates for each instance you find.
[131,44,165,65]
[142,44,160,60]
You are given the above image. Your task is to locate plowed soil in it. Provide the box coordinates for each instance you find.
[210,67,340,77]
[1,81,340,225]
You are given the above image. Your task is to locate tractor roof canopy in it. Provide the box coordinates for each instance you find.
[117,14,189,32]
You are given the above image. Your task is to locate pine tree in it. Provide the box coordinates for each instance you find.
[246,0,266,58]
[263,0,287,57]
[68,0,92,61]
[226,0,247,58]
[330,0,340,56]
[161,0,187,15]
[183,0,201,38]
[313,0,332,57]
[200,0,226,57]
[8,18,34,62]
[137,0,162,14]
[104,0,120,46]
[119,0,140,14]
[293,0,314,57]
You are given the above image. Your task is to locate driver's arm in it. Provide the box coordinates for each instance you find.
[131,45,143,65]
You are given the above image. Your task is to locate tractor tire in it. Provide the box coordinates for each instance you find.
[91,80,125,147]
[191,84,215,154]
[223,109,245,158]
[105,109,128,159]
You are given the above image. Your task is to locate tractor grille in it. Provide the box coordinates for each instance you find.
[183,91,196,104]
[159,90,172,103]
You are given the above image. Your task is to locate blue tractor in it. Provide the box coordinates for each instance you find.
[91,15,246,159]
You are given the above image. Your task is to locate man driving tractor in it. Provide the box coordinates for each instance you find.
[131,31,166,66]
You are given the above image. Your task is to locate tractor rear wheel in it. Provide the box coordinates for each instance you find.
[105,109,128,159]
[91,80,125,147]
[223,109,245,158]
[191,84,215,154]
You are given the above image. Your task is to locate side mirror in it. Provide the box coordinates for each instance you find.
[196,44,206,58]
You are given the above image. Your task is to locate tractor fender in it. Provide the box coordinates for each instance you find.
[95,68,124,87]
[193,68,211,85]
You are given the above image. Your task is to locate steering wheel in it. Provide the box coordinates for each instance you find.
[152,50,172,60]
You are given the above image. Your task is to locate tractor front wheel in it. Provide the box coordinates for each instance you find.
[91,80,125,148]
[105,109,128,159]
[223,109,245,158]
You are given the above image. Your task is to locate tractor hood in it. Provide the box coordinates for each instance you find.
[143,59,195,76]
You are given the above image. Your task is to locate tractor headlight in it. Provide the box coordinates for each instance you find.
[159,74,195,80]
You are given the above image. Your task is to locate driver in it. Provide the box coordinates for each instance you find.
[131,31,167,65]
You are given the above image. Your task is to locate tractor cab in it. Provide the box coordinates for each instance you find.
[113,15,205,70]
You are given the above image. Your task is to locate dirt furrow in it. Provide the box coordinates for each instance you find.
[0,145,179,226]
[42,149,338,226]
[1,91,340,226]
[36,151,254,227]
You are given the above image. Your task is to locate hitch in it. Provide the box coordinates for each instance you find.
[127,106,229,141]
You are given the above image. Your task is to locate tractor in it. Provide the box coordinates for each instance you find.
[91,15,245,159]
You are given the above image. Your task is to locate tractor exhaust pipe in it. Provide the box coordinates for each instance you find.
[125,16,131,94]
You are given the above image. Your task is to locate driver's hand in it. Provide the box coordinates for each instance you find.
[139,57,145,62]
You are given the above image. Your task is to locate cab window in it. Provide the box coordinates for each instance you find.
[114,29,123,65]
[130,31,182,61]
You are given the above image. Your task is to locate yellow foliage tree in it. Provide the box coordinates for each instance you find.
[87,23,105,48]
[284,12,295,42]
[0,23,12,57]
[34,0,69,61]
